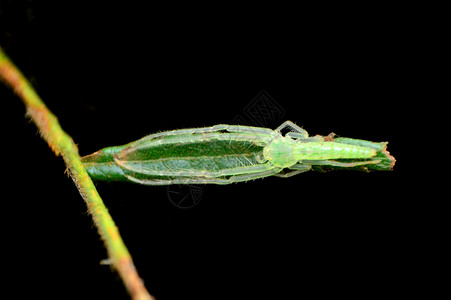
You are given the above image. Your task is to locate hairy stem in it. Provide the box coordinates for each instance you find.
[0,48,154,300]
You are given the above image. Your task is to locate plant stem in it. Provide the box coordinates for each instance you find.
[0,48,154,300]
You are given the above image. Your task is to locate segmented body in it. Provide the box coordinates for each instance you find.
[263,137,376,168]
[294,141,376,160]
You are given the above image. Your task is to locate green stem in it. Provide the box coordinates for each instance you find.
[0,48,154,300]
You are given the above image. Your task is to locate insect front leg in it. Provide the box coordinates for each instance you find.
[122,163,281,185]
[285,132,307,140]
[273,164,312,178]
[276,121,324,142]
[227,167,282,183]
[275,121,309,138]
[122,175,232,185]
[124,168,282,185]
[221,125,277,136]
[198,163,281,184]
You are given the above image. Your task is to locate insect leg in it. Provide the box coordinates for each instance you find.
[289,163,314,171]
[285,132,325,142]
[274,166,312,178]
[124,126,230,151]
[218,125,279,143]
[121,129,273,155]
[285,132,305,139]
[123,168,281,185]
[115,156,274,178]
[122,175,232,185]
[173,167,280,184]
[303,159,381,167]
[275,121,309,138]
[122,163,280,185]
[226,167,281,183]
[221,125,277,136]
[217,163,274,176]
[273,164,311,178]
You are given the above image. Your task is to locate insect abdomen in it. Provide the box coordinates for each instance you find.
[294,142,376,161]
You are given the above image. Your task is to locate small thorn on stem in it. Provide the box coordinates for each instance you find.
[100,258,113,265]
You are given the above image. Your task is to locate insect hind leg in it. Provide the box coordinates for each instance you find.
[285,132,325,142]
[303,159,381,167]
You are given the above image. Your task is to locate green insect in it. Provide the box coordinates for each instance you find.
[81,121,395,185]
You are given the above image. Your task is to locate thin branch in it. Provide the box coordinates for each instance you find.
[0,47,154,300]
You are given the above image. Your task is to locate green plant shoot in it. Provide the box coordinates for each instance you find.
[81,121,395,185]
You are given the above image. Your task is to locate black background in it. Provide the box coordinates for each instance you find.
[1,2,415,299]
